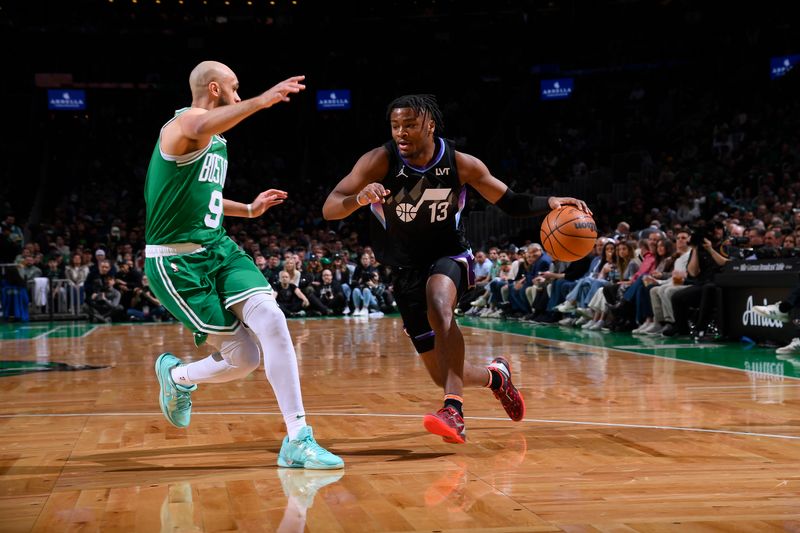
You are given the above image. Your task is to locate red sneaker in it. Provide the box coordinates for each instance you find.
[423,406,466,444]
[488,357,526,421]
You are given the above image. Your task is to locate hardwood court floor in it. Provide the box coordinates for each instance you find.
[0,317,799,532]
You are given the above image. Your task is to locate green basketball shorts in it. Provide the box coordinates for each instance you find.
[145,237,273,346]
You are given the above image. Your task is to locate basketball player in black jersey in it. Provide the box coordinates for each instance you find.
[323,94,591,444]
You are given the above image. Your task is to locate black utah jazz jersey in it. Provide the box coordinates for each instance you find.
[369,137,471,267]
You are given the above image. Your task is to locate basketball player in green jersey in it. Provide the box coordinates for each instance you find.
[323,94,590,444]
[145,61,342,469]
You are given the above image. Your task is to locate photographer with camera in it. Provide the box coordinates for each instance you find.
[664,226,729,338]
[314,269,348,315]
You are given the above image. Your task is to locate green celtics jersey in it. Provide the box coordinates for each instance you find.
[145,108,229,246]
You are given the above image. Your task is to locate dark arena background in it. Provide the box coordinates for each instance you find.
[1,1,799,531]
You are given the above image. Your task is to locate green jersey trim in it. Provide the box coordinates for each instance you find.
[153,258,240,334]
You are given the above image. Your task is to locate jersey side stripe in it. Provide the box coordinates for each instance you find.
[224,287,274,308]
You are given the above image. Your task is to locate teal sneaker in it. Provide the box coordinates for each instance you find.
[277,426,344,470]
[154,353,197,428]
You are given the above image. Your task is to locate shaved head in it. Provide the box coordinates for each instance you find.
[189,60,235,100]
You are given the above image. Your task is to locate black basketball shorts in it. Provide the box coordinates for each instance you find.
[391,254,474,354]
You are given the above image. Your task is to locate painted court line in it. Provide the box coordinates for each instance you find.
[687,383,800,390]
[613,343,726,350]
[0,410,797,441]
[33,326,66,340]
[81,326,99,337]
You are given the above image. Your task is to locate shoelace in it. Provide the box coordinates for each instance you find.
[175,390,192,411]
[441,407,463,425]
[300,435,329,456]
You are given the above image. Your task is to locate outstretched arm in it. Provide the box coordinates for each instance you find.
[224,189,288,218]
[456,151,591,216]
[322,148,391,220]
[162,75,306,156]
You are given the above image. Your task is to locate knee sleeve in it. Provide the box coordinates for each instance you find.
[240,293,291,341]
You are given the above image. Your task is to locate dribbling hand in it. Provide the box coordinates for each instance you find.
[548,196,592,215]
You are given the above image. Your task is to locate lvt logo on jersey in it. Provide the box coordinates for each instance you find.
[435,168,450,176]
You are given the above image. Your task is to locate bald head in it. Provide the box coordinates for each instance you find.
[189,61,236,100]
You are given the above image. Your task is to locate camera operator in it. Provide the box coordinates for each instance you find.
[743,227,766,259]
[315,269,347,315]
[665,228,729,338]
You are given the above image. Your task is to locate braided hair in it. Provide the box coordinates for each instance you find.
[386,94,444,134]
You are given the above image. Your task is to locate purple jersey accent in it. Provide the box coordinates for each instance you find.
[400,137,446,173]
[455,185,467,226]
[370,203,387,229]
[449,250,476,287]
[414,330,436,340]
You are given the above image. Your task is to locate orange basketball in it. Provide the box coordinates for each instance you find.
[539,205,597,261]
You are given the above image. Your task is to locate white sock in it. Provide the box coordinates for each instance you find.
[171,327,261,385]
[240,294,307,440]
[170,363,194,386]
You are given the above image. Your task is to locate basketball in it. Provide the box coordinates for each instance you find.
[540,205,597,261]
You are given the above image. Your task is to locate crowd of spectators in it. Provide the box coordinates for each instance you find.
[2,1,798,329]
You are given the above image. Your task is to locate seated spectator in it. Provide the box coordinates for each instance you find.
[65,252,89,312]
[555,239,616,318]
[85,275,124,323]
[262,254,282,286]
[330,253,352,313]
[366,270,394,316]
[583,240,639,331]
[115,259,142,310]
[127,275,169,322]
[605,232,663,331]
[315,269,347,315]
[351,252,379,316]
[303,253,325,297]
[640,229,692,335]
[537,239,599,325]
[456,250,493,313]
[465,249,509,316]
[666,230,729,339]
[275,271,311,318]
[43,255,67,312]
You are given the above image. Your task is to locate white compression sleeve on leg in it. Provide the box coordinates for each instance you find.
[238,293,307,439]
[172,326,261,385]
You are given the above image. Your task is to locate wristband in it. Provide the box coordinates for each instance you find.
[246,203,253,217]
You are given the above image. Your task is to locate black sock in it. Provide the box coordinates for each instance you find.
[779,302,791,313]
[444,398,463,415]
